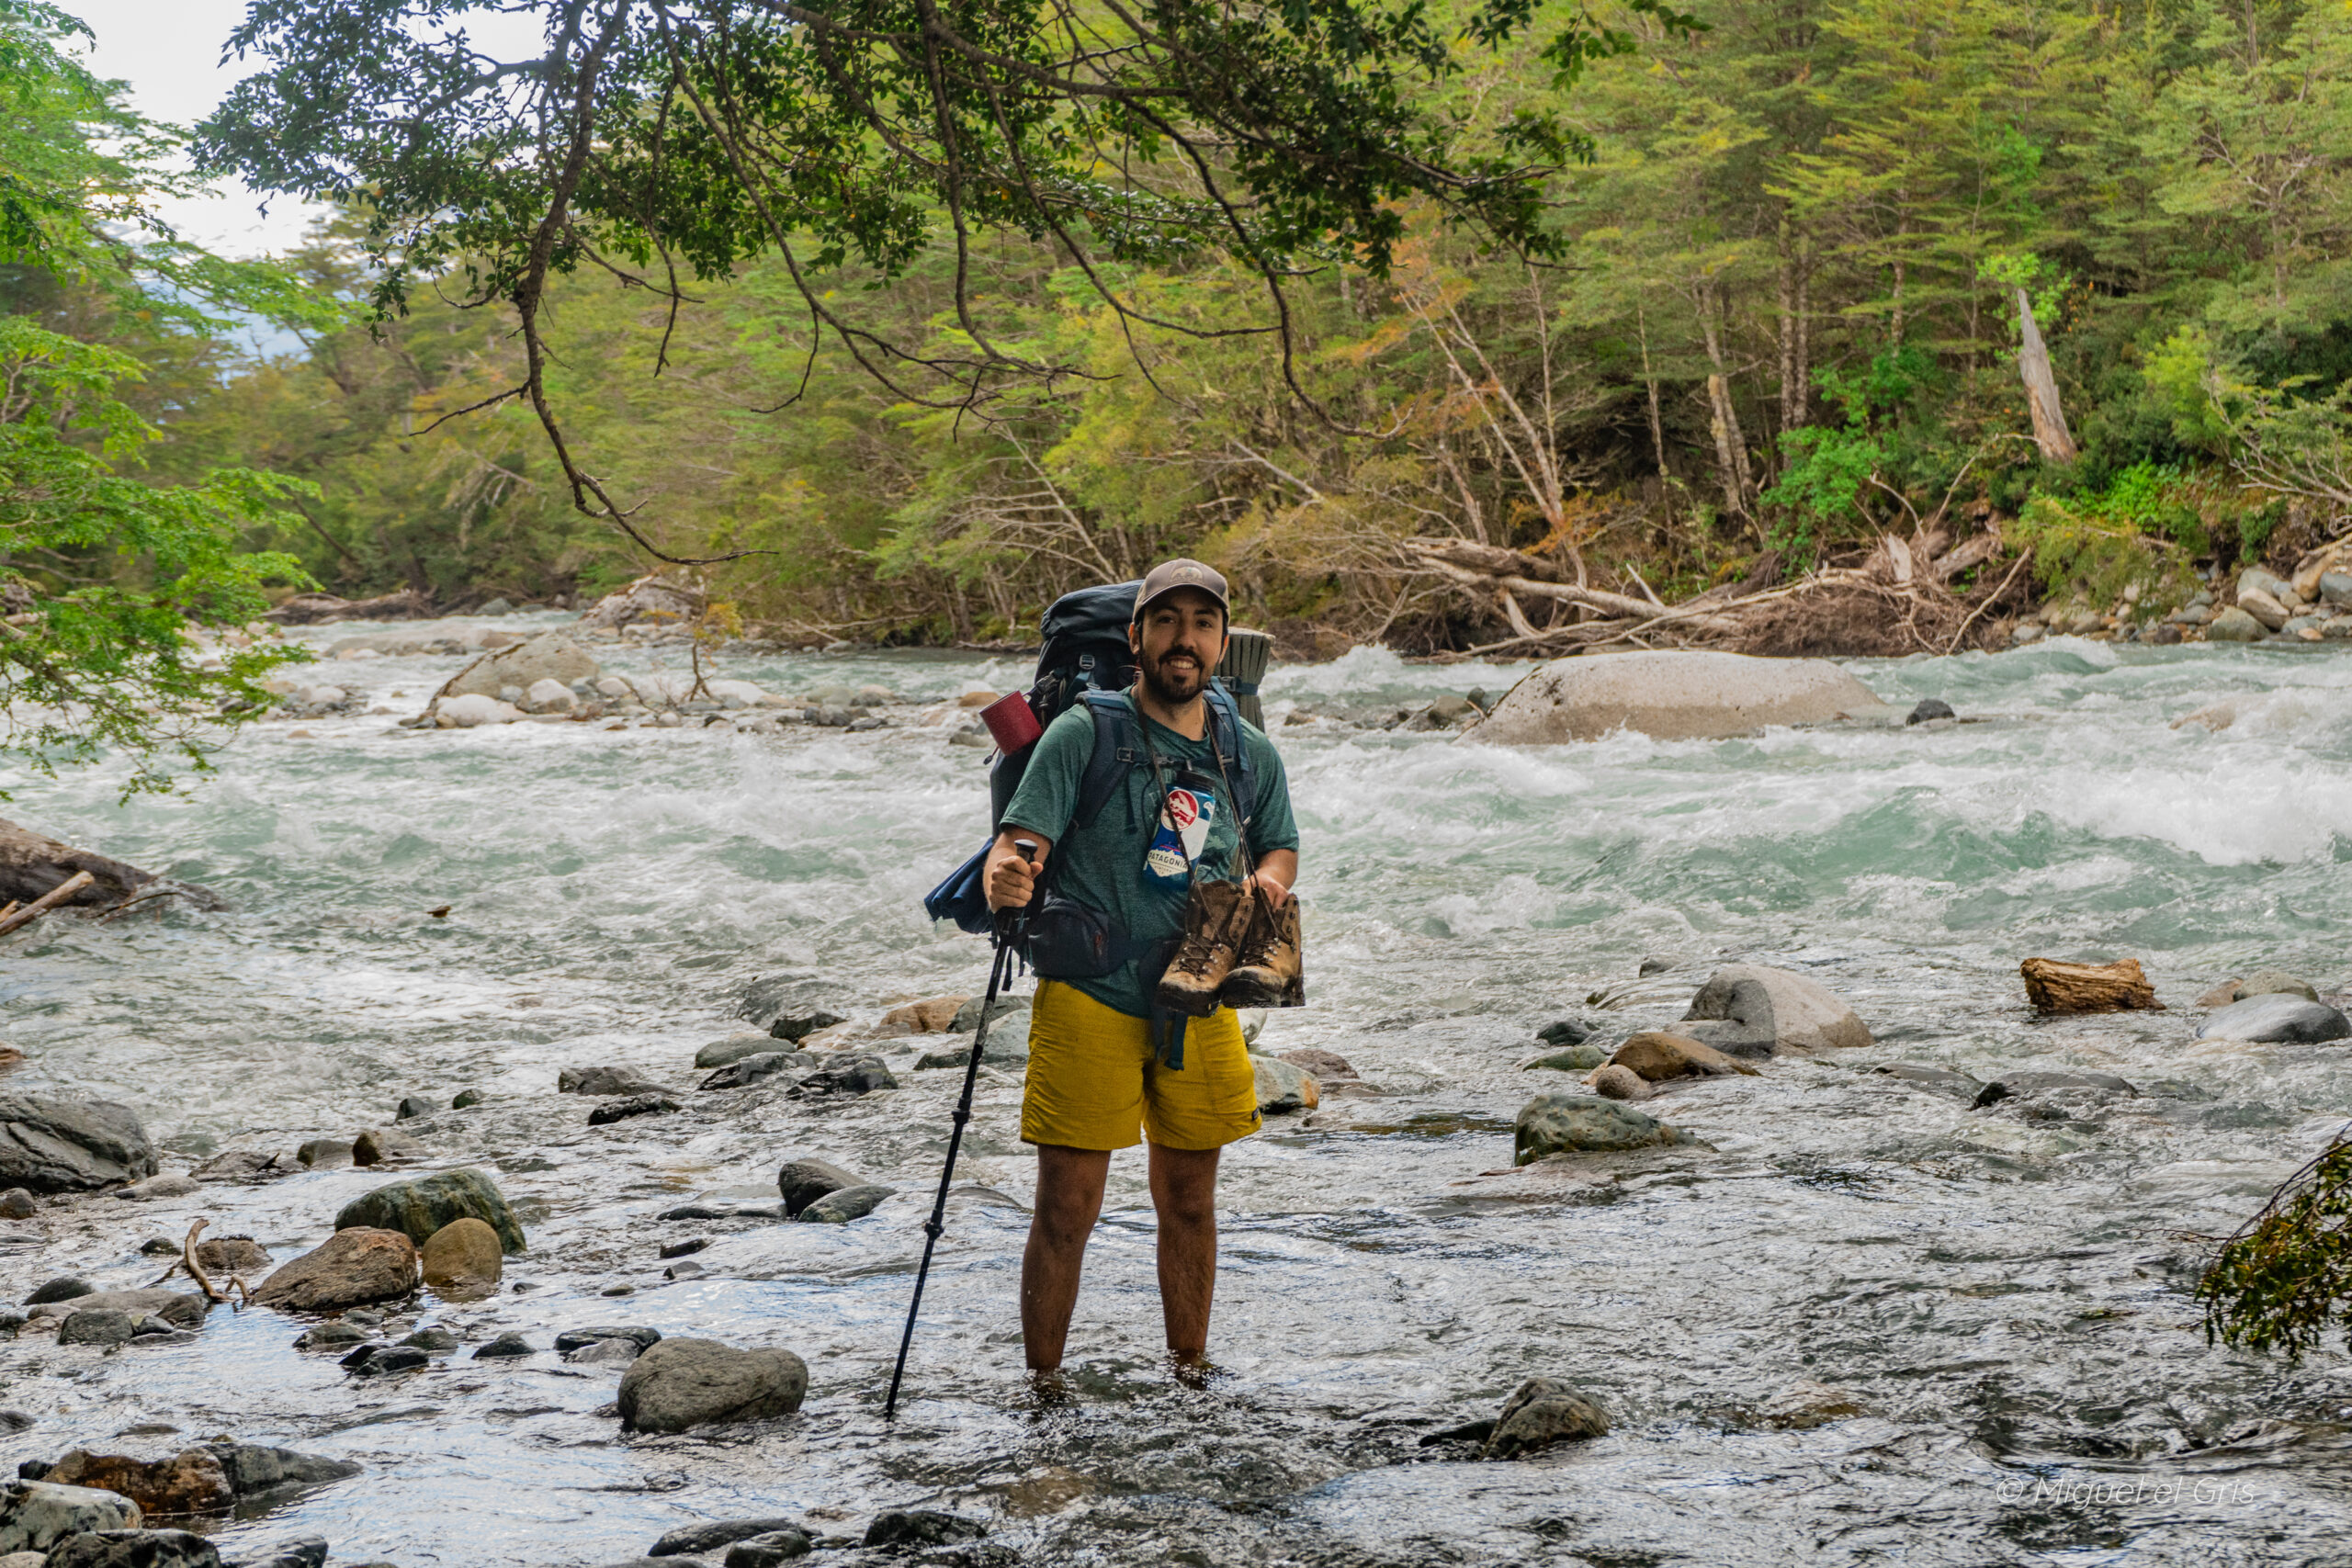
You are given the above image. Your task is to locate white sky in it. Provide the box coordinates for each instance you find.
[68,0,543,259]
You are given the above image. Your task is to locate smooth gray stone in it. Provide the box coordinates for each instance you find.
[796,1184,895,1224]
[0,1095,156,1193]
[650,1517,809,1555]
[2197,993,2352,1043]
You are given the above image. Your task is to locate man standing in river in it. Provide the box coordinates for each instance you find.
[981,561,1300,1376]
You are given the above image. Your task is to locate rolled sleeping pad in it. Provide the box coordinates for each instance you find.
[1215,627,1272,729]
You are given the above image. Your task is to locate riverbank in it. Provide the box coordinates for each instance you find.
[0,637,2347,1564]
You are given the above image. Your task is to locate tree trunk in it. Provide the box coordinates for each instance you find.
[1697,284,1752,519]
[2020,956,2160,1013]
[1637,301,1669,483]
[1777,222,1805,435]
[2015,288,2080,464]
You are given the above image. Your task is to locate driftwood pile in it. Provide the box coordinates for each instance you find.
[0,817,223,927]
[266,589,436,626]
[1410,532,2031,661]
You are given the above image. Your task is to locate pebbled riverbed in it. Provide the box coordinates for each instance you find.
[2,621,2349,1566]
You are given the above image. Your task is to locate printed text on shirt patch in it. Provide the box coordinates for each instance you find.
[1145,787,1215,886]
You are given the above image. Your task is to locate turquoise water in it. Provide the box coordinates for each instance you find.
[0,625,2346,1564]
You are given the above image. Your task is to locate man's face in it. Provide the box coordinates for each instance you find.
[1131,587,1227,705]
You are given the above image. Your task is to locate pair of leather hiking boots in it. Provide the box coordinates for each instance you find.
[1157,880,1304,1017]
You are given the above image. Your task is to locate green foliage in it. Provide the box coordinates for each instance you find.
[0,316,312,795]
[2010,462,2200,611]
[2200,1136,2352,1360]
[1760,425,1881,568]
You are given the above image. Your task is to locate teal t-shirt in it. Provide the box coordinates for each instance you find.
[1001,693,1299,1019]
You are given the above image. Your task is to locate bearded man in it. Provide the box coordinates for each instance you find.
[983,559,1300,1376]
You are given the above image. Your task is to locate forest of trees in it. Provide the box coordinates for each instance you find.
[16,0,2352,658]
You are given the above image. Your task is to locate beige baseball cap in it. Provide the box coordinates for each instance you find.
[1132,558,1229,621]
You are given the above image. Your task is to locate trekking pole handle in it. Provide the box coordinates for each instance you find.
[1012,837,1038,865]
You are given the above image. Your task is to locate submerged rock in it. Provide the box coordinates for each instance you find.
[473,1332,534,1359]
[698,1052,816,1091]
[0,1094,157,1192]
[1468,650,1895,744]
[1678,964,1871,1055]
[35,1291,205,1329]
[228,1534,328,1568]
[865,1511,987,1549]
[787,1055,895,1100]
[203,1443,360,1506]
[1482,1376,1611,1458]
[335,1168,526,1254]
[1536,1018,1593,1046]
[776,1158,861,1217]
[766,1010,845,1043]
[295,1138,351,1169]
[695,1032,783,1068]
[2237,968,2320,1002]
[252,1228,420,1312]
[616,1338,808,1434]
[41,1449,232,1517]
[1279,1047,1359,1081]
[2197,994,2352,1043]
[189,1150,292,1183]
[1524,1045,1608,1072]
[1608,1032,1758,1082]
[589,1094,680,1125]
[797,1184,895,1224]
[1514,1095,1682,1162]
[1874,1063,1984,1099]
[0,1480,143,1553]
[351,1128,423,1166]
[555,1325,662,1359]
[559,1065,669,1096]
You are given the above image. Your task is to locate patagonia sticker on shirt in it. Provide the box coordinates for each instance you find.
[1145,787,1216,886]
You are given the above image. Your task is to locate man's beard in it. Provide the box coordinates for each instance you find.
[1139,645,1210,705]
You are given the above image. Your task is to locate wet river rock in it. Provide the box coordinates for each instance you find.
[1250,1055,1319,1114]
[648,1517,812,1556]
[334,1168,526,1253]
[2195,993,2352,1043]
[350,1128,422,1166]
[36,1291,205,1329]
[57,1310,137,1348]
[558,1065,672,1097]
[797,1183,895,1224]
[698,1051,818,1091]
[44,1528,222,1567]
[1608,1032,1759,1082]
[776,1158,860,1217]
[695,1032,787,1069]
[786,1055,896,1100]
[588,1093,680,1125]
[0,1094,158,1193]
[0,1480,142,1553]
[420,1217,503,1291]
[252,1227,420,1312]
[1468,649,1896,743]
[1678,964,1871,1055]
[1514,1095,1687,1163]
[1482,1376,1611,1459]
[616,1337,808,1434]
[865,1510,989,1549]
[1587,1064,1652,1101]
[41,1450,232,1517]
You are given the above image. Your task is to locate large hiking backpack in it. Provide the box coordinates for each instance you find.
[922,580,1257,936]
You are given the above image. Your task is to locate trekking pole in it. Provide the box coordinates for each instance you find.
[885,838,1035,1420]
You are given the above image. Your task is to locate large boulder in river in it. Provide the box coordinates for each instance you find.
[1678,964,1871,1056]
[435,630,599,704]
[1468,650,1895,744]
[335,1168,526,1253]
[1482,1376,1611,1459]
[1609,1032,1758,1082]
[616,1338,808,1433]
[582,573,703,629]
[0,1095,157,1192]
[44,1529,221,1567]
[2196,994,2352,1043]
[252,1227,420,1312]
[1514,1095,1682,1163]
[0,1480,142,1553]
[41,1449,233,1517]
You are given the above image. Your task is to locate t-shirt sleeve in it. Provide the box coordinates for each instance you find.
[999,705,1094,845]
[1244,727,1300,856]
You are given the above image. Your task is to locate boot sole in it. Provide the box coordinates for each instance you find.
[1217,967,1292,1009]
[1156,978,1227,1018]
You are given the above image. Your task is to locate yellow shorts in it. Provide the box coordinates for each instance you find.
[1020,980,1262,1152]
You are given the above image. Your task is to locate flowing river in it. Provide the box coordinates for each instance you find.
[3,618,2349,1565]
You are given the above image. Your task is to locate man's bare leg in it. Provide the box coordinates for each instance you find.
[1021,1144,1112,1373]
[1148,1141,1222,1363]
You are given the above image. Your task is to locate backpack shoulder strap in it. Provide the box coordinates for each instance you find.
[1072,689,1138,830]
[1204,685,1257,833]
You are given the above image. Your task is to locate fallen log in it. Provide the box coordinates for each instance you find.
[2020,956,2163,1014]
[0,870,92,936]
[0,817,224,912]
[266,589,435,626]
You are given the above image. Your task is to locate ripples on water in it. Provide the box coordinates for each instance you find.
[3,623,2350,1564]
